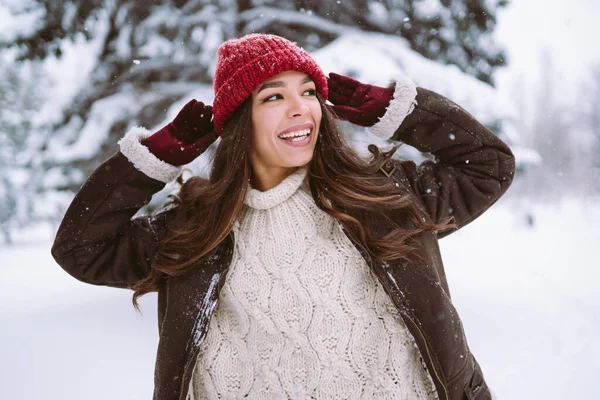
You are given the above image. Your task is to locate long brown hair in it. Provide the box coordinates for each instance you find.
[131,94,454,310]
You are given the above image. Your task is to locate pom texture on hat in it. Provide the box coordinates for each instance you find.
[213,33,328,135]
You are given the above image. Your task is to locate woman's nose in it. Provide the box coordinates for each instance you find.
[287,96,310,117]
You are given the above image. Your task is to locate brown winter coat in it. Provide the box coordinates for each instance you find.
[51,87,515,400]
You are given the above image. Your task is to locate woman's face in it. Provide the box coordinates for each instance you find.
[249,70,322,182]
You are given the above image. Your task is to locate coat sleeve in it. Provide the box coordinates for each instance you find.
[50,126,182,288]
[369,77,516,238]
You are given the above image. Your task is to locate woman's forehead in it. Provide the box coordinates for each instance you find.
[253,71,313,94]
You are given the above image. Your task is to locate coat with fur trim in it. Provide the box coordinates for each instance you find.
[51,78,515,400]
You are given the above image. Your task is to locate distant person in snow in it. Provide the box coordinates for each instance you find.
[52,33,515,400]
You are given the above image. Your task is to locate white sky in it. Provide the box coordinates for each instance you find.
[494,0,600,105]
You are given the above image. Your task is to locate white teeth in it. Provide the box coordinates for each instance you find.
[290,135,308,142]
[278,129,311,139]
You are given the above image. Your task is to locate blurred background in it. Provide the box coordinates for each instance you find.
[1,0,598,399]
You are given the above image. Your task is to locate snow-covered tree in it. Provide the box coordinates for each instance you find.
[1,0,509,167]
[511,50,596,201]
[0,57,47,243]
[581,63,600,193]
[4,1,507,94]
[2,0,233,189]
[0,0,513,239]
[243,0,507,85]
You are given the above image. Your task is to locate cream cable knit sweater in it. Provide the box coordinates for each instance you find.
[192,166,437,399]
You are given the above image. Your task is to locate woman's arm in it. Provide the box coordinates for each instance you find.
[372,80,516,238]
[51,100,216,288]
[50,127,181,288]
[327,73,515,238]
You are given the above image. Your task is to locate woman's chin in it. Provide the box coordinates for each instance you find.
[282,152,314,168]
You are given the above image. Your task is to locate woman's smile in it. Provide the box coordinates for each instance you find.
[276,122,314,147]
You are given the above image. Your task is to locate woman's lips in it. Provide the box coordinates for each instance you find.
[278,129,312,147]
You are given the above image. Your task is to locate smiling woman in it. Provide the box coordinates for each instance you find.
[51,33,515,400]
[249,71,322,191]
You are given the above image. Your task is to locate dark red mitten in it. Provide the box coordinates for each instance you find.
[326,72,394,127]
[142,100,218,166]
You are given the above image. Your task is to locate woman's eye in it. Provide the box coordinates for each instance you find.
[263,94,280,102]
[263,89,316,103]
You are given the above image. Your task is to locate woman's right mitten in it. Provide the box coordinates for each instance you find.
[142,100,218,166]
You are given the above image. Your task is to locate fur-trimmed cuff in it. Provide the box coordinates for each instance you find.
[368,76,418,141]
[118,126,182,183]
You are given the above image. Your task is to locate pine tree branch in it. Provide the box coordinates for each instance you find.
[238,7,359,37]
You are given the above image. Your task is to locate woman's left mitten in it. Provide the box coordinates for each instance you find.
[326,72,395,127]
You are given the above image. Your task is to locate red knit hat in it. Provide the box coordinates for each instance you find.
[213,33,328,135]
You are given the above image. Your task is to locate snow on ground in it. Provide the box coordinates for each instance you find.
[1,196,599,400]
[441,196,600,399]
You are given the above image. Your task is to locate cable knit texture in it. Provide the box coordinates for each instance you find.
[192,166,437,399]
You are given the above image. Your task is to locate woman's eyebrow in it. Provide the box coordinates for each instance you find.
[257,76,314,94]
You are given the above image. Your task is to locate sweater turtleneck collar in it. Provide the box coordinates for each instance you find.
[244,166,309,210]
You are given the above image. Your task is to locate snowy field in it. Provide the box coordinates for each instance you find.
[1,196,599,400]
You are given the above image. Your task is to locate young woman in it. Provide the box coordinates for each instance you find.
[52,33,515,400]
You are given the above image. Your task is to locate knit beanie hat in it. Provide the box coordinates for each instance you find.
[212,33,328,135]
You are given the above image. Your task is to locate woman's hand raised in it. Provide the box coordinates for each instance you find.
[326,72,395,127]
[142,100,218,166]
